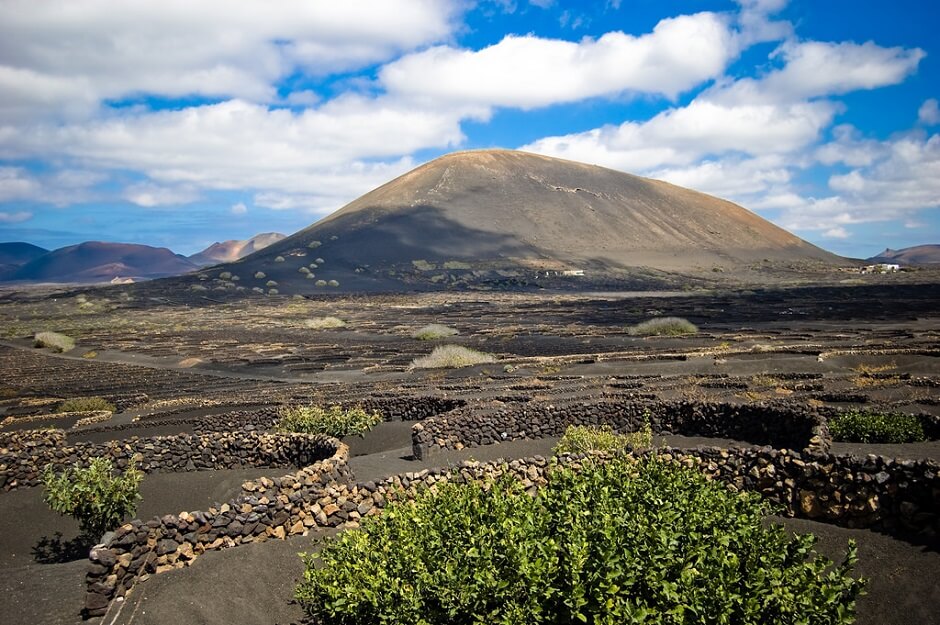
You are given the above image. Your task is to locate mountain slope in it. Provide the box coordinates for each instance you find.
[0,242,49,279]
[869,245,940,265]
[188,232,285,266]
[10,242,197,283]
[195,149,844,293]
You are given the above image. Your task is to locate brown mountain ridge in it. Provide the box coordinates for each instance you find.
[186,149,845,293]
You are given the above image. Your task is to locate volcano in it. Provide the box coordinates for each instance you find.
[197,150,843,293]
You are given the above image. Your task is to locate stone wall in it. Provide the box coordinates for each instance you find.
[0,429,338,491]
[84,438,350,617]
[412,399,827,460]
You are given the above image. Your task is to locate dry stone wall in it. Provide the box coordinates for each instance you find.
[412,399,827,460]
[84,438,350,617]
[0,429,337,491]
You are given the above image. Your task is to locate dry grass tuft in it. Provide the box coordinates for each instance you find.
[412,345,496,369]
[412,324,459,340]
[627,317,697,337]
[304,316,348,330]
[34,331,75,353]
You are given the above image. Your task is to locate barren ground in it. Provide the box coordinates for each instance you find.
[0,279,938,624]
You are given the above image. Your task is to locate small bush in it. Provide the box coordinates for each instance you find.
[304,316,347,330]
[42,457,143,539]
[412,344,495,369]
[554,423,652,455]
[296,455,863,624]
[254,271,266,279]
[327,279,339,287]
[627,316,698,336]
[315,279,327,287]
[219,271,232,280]
[266,280,278,287]
[275,255,286,262]
[56,397,115,413]
[308,240,321,249]
[268,288,279,295]
[34,331,75,353]
[411,323,459,340]
[276,405,382,437]
[829,410,925,443]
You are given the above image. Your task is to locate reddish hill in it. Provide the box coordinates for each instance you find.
[188,232,285,267]
[9,242,197,283]
[869,245,940,265]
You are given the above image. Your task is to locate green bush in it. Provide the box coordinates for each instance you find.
[42,457,143,539]
[34,331,75,353]
[275,404,382,437]
[296,455,863,624]
[56,397,116,413]
[627,317,698,336]
[412,323,460,340]
[412,344,495,368]
[554,423,652,455]
[828,410,925,443]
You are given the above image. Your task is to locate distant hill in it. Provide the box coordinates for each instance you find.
[194,149,843,293]
[9,241,198,283]
[869,245,940,265]
[188,232,286,267]
[0,242,49,280]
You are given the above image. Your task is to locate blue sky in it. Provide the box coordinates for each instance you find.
[0,0,937,258]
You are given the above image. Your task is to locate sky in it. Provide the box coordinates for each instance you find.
[0,0,937,259]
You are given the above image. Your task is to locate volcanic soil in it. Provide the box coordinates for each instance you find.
[0,280,938,624]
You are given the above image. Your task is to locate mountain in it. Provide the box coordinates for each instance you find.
[0,242,49,279]
[9,241,198,283]
[187,149,844,293]
[869,245,940,265]
[188,232,286,266]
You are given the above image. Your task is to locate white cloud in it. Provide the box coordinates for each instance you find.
[523,99,836,171]
[710,40,925,105]
[648,156,791,199]
[0,0,459,122]
[815,124,884,167]
[230,202,248,215]
[0,167,39,201]
[380,12,737,107]
[123,183,201,207]
[0,210,32,223]
[733,0,792,47]
[919,98,940,125]
[823,226,849,239]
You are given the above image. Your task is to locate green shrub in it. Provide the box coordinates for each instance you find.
[56,397,115,413]
[412,344,495,368]
[411,323,459,340]
[627,316,698,336]
[554,423,651,455]
[276,404,382,437]
[42,457,143,539]
[275,255,286,262]
[254,271,266,279]
[828,410,926,443]
[296,455,863,624]
[304,316,347,330]
[34,331,75,353]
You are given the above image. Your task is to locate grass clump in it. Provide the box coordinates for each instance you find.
[412,344,495,369]
[275,404,382,437]
[828,410,925,443]
[554,423,652,455]
[42,457,142,539]
[411,323,459,340]
[296,455,863,624]
[34,331,75,353]
[627,316,698,336]
[304,316,347,330]
[56,397,115,413]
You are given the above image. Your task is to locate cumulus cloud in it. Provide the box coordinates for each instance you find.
[0,0,459,122]
[0,210,32,223]
[123,183,201,207]
[919,98,940,125]
[380,12,737,107]
[230,202,248,215]
[709,40,926,105]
